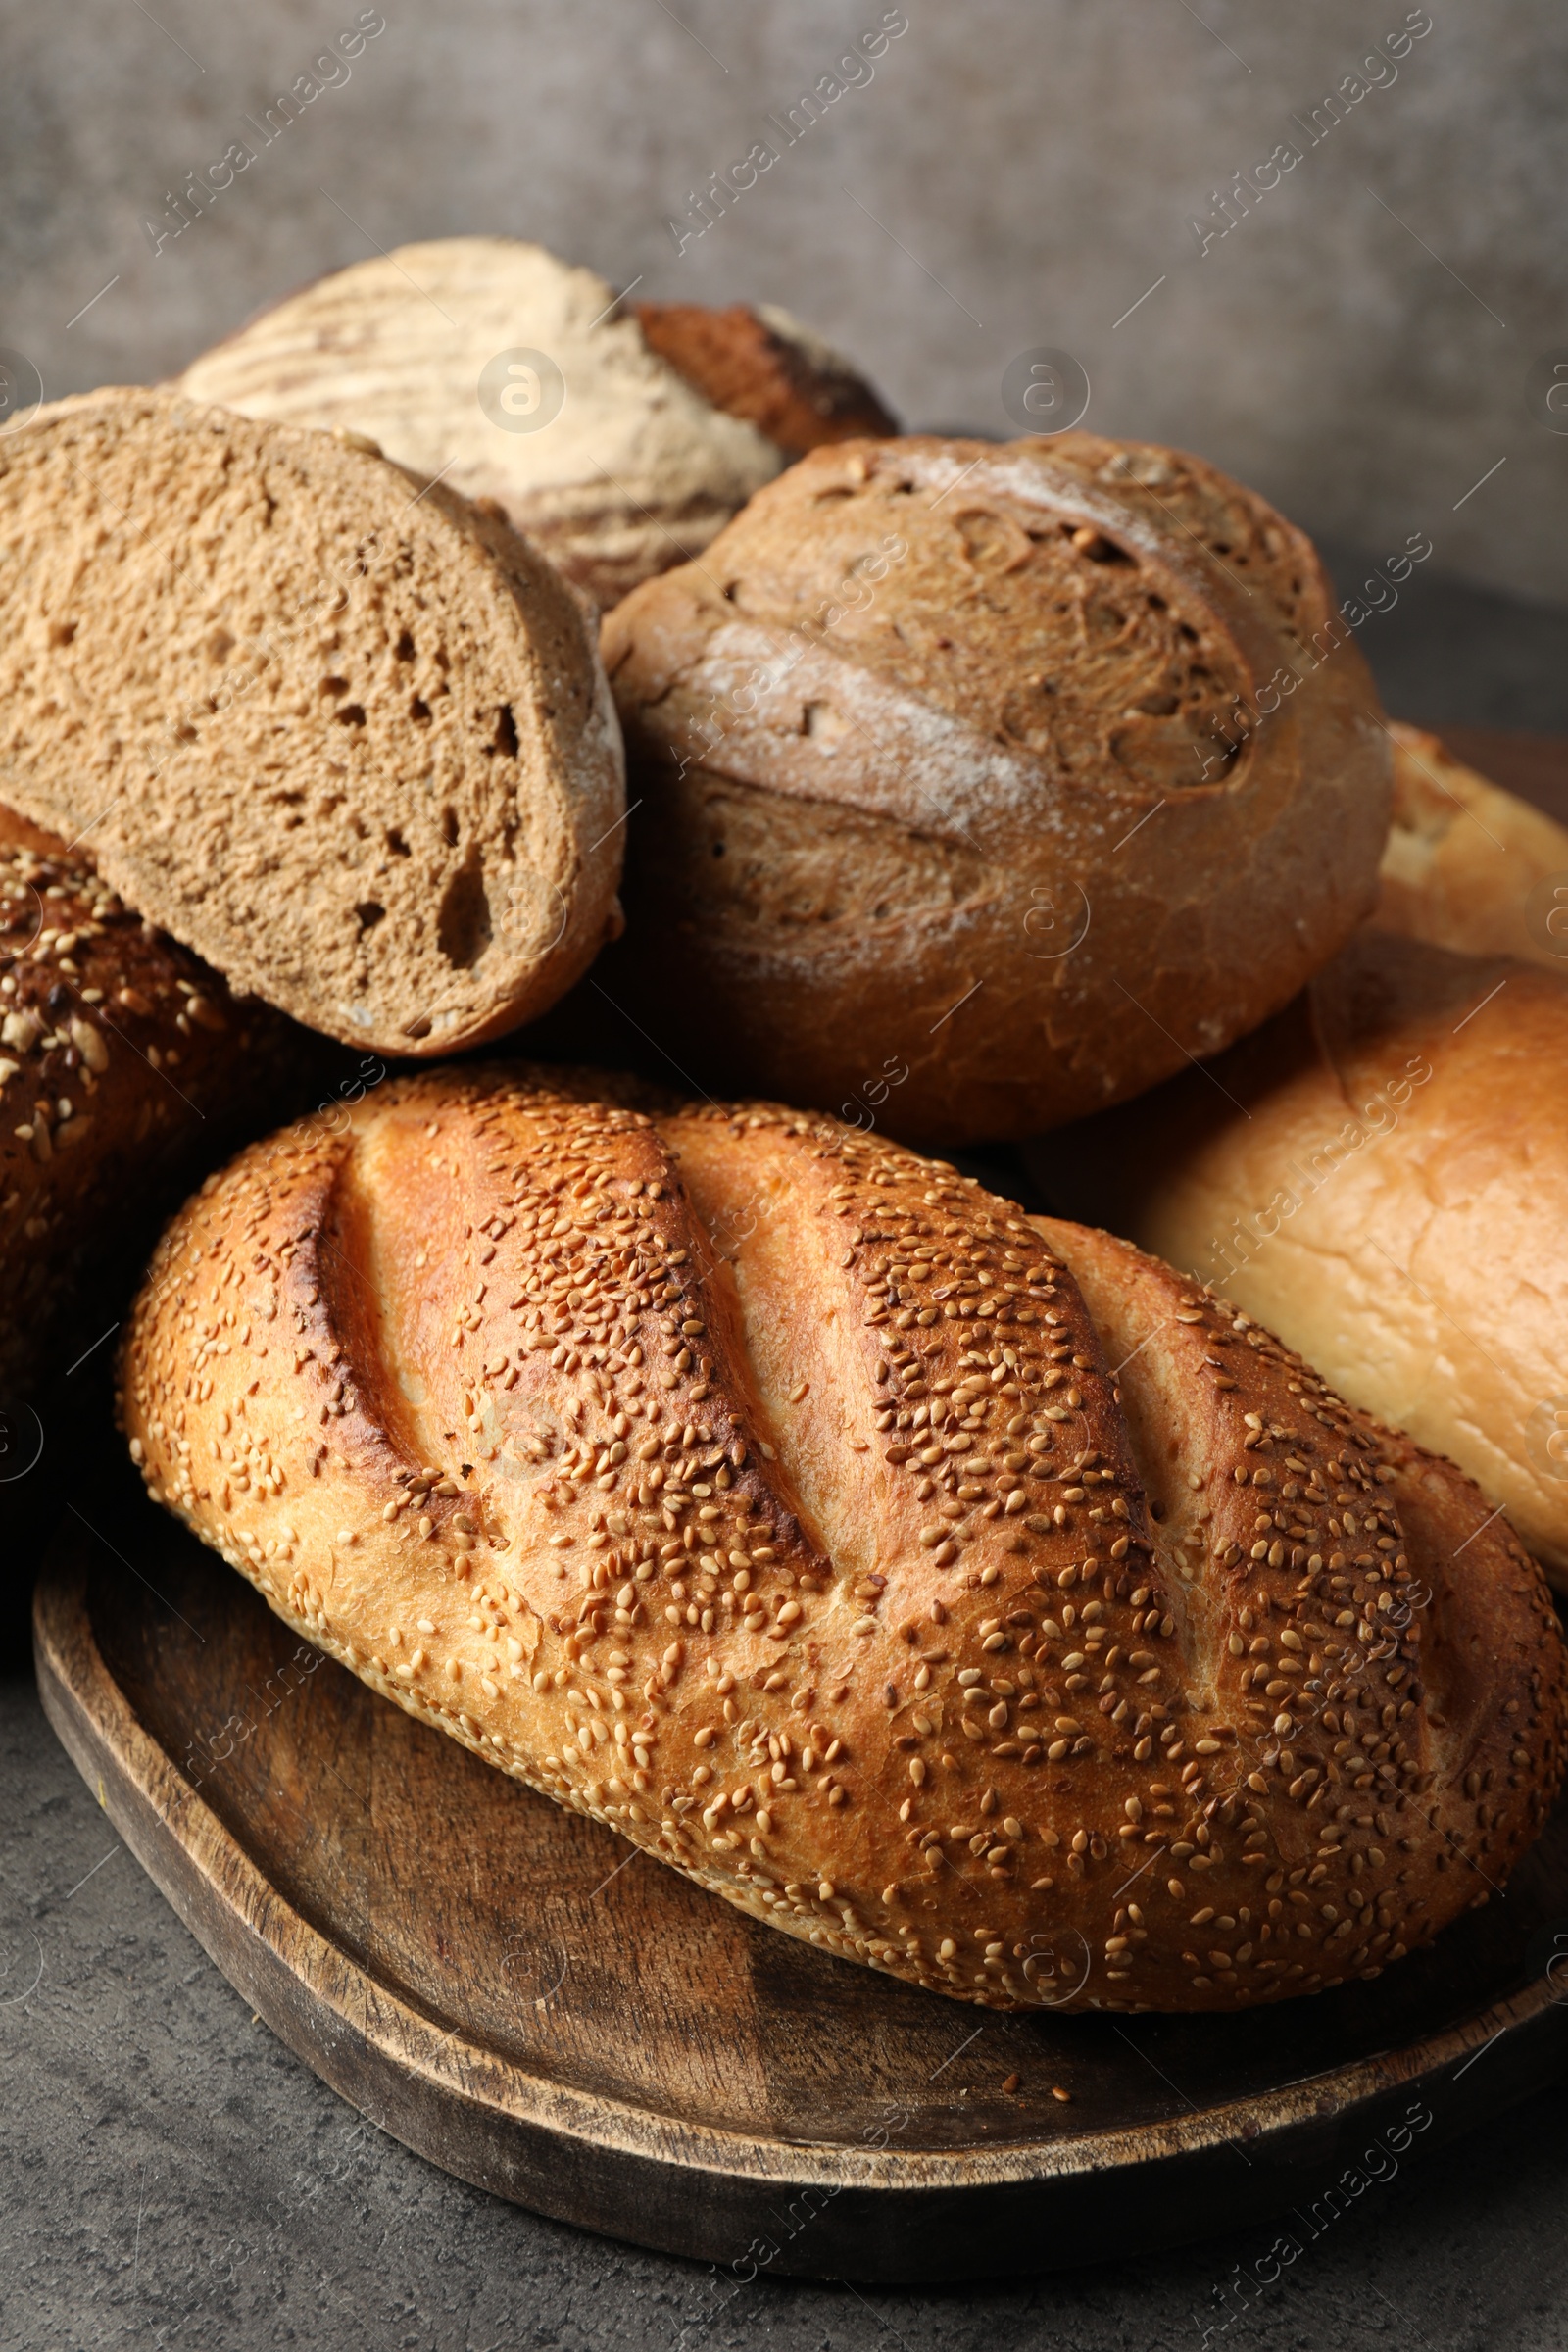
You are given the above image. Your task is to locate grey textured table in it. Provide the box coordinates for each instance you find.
[6,1654,1568,2352]
[5,573,1568,2352]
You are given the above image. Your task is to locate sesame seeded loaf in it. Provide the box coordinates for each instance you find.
[179,238,895,610]
[120,1066,1564,2015]
[0,838,322,1405]
[593,433,1392,1143]
[0,801,78,859]
[0,388,624,1054]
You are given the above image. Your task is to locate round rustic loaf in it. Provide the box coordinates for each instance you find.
[179,238,895,609]
[121,1064,1564,2015]
[595,433,1393,1143]
[0,388,624,1056]
[1025,927,1568,1582]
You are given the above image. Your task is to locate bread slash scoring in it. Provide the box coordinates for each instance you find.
[120,1067,1565,2014]
[599,433,1392,1143]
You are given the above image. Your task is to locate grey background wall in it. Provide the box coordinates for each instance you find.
[2,0,1566,614]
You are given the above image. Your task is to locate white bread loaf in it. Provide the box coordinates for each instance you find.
[1027,929,1568,1582]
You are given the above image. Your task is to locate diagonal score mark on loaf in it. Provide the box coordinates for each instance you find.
[615,426,1311,841]
[1046,1218,1559,1906]
[286,1074,1185,1982]
[122,1069,1566,2015]
[330,1081,831,1595]
[1050,1227,1431,1782]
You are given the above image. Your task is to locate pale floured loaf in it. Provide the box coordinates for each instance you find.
[179,240,894,609]
[0,389,624,1054]
[120,1064,1565,2015]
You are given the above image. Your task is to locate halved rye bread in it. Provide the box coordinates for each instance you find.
[0,388,625,1054]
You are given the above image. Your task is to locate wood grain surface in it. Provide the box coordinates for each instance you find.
[32,1447,1568,2282]
[28,724,1568,2280]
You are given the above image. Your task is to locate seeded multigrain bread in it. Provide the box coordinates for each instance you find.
[179,238,895,609]
[0,839,320,1403]
[594,434,1392,1143]
[0,803,76,859]
[0,389,624,1055]
[119,1066,1564,2015]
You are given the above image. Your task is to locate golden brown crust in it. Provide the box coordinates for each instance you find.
[1028,929,1568,1585]
[595,433,1391,1143]
[632,302,899,455]
[0,841,322,1400]
[0,801,76,859]
[1038,1216,1563,1989]
[1377,721,1568,964]
[119,1066,1564,2015]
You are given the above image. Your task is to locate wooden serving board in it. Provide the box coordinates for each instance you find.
[33,1451,1568,2283]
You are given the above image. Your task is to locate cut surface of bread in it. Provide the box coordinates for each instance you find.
[0,390,624,1054]
[121,1064,1564,2015]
